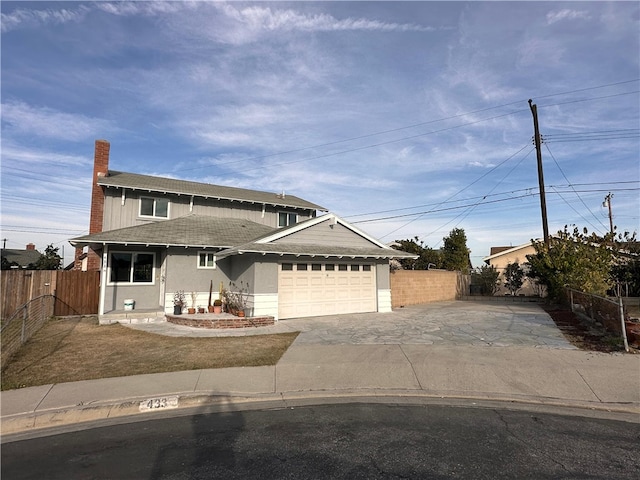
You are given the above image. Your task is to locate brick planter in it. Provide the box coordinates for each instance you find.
[166,314,275,329]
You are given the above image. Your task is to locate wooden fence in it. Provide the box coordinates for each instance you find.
[1,270,100,320]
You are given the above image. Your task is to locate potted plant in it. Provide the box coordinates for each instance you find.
[188,291,197,314]
[227,281,249,317]
[222,288,237,315]
[173,291,185,315]
[197,305,205,314]
[213,299,222,314]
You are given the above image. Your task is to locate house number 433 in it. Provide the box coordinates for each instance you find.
[140,396,179,412]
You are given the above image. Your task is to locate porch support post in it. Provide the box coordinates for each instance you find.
[99,244,108,316]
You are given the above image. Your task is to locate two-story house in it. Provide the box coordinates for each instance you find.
[70,140,415,320]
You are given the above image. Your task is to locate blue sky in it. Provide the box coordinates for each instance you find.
[1,1,639,267]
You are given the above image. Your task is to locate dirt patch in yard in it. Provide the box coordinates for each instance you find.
[1,316,298,391]
[543,306,633,353]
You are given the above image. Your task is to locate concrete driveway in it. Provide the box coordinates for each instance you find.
[127,300,576,349]
[279,300,576,349]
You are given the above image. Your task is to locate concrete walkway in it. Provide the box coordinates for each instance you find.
[2,301,638,438]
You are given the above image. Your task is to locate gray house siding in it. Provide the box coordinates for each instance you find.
[376,260,390,289]
[253,259,279,294]
[164,249,230,294]
[102,188,315,232]
[273,221,375,248]
[103,246,163,312]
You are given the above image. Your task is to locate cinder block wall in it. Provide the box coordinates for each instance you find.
[390,270,469,308]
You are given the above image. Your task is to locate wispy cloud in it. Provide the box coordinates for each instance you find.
[1,101,118,142]
[1,4,90,33]
[165,2,436,46]
[95,1,192,17]
[1,142,90,167]
[546,9,591,25]
[215,3,432,33]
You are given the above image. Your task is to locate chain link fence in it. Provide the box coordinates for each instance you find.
[1,295,55,369]
[567,288,629,352]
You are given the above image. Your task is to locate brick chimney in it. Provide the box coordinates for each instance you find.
[90,139,110,235]
[26,243,36,250]
[74,140,110,271]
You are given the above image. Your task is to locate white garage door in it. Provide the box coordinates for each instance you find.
[278,261,377,319]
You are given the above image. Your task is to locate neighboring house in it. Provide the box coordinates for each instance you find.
[70,140,416,319]
[482,242,540,296]
[1,243,41,269]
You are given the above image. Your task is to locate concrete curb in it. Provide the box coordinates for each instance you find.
[3,389,638,439]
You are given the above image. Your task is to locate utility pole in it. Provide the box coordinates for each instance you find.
[528,99,549,246]
[603,193,614,234]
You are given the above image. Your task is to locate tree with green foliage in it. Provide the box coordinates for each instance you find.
[526,226,615,301]
[611,259,640,297]
[610,237,640,296]
[33,244,62,270]
[1,256,18,270]
[471,264,500,296]
[503,261,525,296]
[392,237,441,270]
[441,228,471,274]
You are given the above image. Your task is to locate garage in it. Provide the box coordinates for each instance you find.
[278,261,377,319]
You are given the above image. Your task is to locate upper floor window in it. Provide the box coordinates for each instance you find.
[140,197,169,218]
[278,212,297,228]
[198,252,216,269]
[109,252,155,284]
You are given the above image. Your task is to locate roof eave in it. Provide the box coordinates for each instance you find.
[217,248,418,261]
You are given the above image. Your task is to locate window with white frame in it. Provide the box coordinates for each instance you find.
[139,196,169,218]
[109,252,155,284]
[278,211,298,227]
[198,252,216,269]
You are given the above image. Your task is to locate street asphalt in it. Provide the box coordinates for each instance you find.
[1,301,639,438]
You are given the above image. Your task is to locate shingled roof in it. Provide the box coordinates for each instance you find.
[1,248,42,268]
[98,171,326,211]
[70,213,418,260]
[70,215,276,248]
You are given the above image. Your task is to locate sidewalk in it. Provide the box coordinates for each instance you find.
[2,302,639,436]
[2,344,639,436]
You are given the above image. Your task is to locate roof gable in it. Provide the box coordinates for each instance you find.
[99,171,326,212]
[254,213,389,248]
[483,242,537,263]
[217,213,418,260]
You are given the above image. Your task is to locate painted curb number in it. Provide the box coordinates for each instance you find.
[140,396,179,412]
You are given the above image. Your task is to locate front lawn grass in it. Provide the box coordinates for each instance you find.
[1,317,298,390]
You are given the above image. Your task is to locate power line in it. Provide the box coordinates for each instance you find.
[230,108,531,173]
[538,90,640,109]
[544,129,639,137]
[344,181,639,220]
[543,143,609,234]
[377,143,534,239]
[350,187,640,225]
[170,79,639,174]
[422,147,535,247]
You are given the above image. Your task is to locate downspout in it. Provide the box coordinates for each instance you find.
[99,244,108,316]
